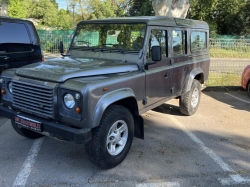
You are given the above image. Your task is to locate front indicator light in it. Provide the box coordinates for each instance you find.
[1,89,6,95]
[75,107,81,114]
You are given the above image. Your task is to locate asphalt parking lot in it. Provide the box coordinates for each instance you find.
[0,90,249,187]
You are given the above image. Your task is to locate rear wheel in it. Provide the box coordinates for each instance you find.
[85,105,134,169]
[179,79,201,116]
[11,120,44,139]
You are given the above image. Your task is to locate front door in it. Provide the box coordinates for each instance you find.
[145,28,173,107]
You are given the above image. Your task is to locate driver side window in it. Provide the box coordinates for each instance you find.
[146,29,167,60]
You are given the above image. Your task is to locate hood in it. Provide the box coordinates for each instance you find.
[15,57,139,82]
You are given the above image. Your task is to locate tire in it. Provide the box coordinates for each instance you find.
[85,105,134,169]
[247,81,250,97]
[11,120,44,139]
[179,79,201,116]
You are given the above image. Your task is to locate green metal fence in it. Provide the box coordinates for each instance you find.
[39,31,250,86]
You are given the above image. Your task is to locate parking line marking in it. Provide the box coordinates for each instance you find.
[136,182,180,187]
[13,137,44,187]
[225,93,250,104]
[167,115,250,185]
[0,119,9,128]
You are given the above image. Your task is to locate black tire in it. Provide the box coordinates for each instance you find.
[247,81,250,97]
[11,120,44,139]
[85,105,134,169]
[179,79,201,116]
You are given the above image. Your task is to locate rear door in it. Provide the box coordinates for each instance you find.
[170,29,190,95]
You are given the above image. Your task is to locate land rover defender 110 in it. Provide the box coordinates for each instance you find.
[0,16,210,169]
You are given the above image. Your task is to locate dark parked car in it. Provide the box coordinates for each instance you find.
[0,17,43,73]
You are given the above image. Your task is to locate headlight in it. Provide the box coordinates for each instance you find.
[8,82,13,93]
[64,93,75,108]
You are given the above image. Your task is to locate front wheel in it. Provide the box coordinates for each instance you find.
[85,105,134,169]
[179,79,201,116]
[11,120,44,139]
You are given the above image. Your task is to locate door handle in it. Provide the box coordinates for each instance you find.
[165,73,169,78]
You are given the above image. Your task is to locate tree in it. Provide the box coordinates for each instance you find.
[188,0,248,35]
[8,0,27,18]
[86,0,128,20]
[0,0,9,16]
[152,0,190,18]
[57,9,72,30]
[28,0,58,27]
[128,0,154,16]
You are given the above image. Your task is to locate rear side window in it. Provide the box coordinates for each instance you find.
[0,22,31,44]
[191,31,207,52]
[172,30,186,56]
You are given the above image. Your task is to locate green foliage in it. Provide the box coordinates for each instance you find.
[86,0,128,19]
[189,0,249,35]
[57,9,72,30]
[128,0,153,16]
[8,0,27,18]
[28,0,58,27]
[206,72,241,86]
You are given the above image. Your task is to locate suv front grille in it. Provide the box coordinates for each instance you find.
[12,81,54,118]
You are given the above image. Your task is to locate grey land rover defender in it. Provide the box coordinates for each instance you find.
[0,16,210,169]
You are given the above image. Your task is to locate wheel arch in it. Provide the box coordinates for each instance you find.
[182,68,204,94]
[90,88,144,139]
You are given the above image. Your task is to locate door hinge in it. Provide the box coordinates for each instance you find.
[171,87,174,93]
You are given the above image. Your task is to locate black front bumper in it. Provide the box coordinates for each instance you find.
[0,104,92,144]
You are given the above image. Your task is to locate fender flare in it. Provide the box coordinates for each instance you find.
[182,68,203,94]
[91,88,136,128]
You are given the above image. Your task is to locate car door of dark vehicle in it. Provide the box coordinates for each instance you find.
[145,28,173,107]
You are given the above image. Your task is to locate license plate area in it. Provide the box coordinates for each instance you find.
[14,115,42,132]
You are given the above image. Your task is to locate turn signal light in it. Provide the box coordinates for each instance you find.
[75,107,81,114]
[1,89,6,95]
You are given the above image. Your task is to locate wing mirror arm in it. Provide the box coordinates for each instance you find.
[60,41,70,57]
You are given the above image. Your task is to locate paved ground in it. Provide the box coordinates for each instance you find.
[0,90,249,187]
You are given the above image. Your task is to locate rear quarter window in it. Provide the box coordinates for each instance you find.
[0,22,31,44]
[191,31,207,52]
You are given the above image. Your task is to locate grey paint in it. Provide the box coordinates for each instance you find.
[0,16,210,141]
[15,57,139,82]
[91,88,135,128]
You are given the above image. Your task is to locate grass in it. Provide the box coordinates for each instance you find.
[210,48,250,58]
[205,72,242,86]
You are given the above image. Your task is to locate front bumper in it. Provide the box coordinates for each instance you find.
[0,104,92,144]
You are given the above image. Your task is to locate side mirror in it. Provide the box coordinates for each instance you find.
[145,46,162,70]
[151,46,161,61]
[59,41,64,55]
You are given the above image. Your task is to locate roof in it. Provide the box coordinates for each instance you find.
[78,16,209,29]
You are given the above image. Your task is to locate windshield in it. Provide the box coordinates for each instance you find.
[71,23,146,51]
[0,22,31,44]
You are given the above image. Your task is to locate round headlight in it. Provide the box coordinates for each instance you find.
[64,93,75,108]
[9,82,13,93]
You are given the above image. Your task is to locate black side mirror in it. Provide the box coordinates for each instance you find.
[145,46,162,70]
[59,41,64,55]
[151,46,161,61]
